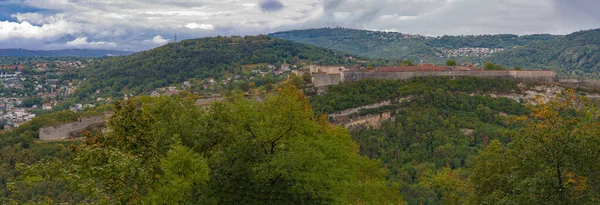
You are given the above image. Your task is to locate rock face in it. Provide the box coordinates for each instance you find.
[485,83,565,104]
[39,113,112,141]
[343,112,394,130]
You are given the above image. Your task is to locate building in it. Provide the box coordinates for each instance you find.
[42,103,52,110]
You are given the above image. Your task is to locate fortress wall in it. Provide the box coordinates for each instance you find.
[344,70,557,83]
[310,65,346,74]
[313,73,342,87]
[39,113,110,141]
[558,78,600,89]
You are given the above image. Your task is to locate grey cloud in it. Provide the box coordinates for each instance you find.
[2,0,600,51]
[260,0,284,12]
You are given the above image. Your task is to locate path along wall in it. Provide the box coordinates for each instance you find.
[39,113,111,141]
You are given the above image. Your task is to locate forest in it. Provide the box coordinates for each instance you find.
[1,86,402,204]
[310,77,600,204]
[1,77,599,204]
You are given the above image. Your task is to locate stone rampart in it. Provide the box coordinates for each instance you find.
[558,78,600,89]
[309,65,346,74]
[39,113,111,141]
[313,73,342,87]
[343,70,557,84]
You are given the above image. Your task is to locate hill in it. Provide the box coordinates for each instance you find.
[269,27,559,63]
[270,28,600,78]
[489,29,600,78]
[76,35,358,99]
[0,48,134,57]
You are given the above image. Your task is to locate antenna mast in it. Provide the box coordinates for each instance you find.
[174,33,177,43]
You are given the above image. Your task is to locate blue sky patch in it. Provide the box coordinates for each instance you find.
[0,2,47,21]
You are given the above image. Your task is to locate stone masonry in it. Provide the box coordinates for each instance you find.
[313,70,557,87]
[39,112,112,141]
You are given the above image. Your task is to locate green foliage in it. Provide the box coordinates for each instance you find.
[308,77,528,204]
[470,90,600,204]
[310,77,522,114]
[145,142,209,204]
[8,87,402,204]
[302,71,312,83]
[401,59,415,66]
[445,59,457,66]
[483,62,507,70]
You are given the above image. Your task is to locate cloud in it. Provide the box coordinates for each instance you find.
[185,23,215,30]
[0,19,77,40]
[0,0,599,50]
[147,35,169,44]
[11,12,45,24]
[260,0,284,12]
[66,36,116,48]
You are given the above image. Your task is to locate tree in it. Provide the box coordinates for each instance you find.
[302,72,312,84]
[470,90,600,204]
[203,85,403,204]
[445,59,457,66]
[73,100,159,204]
[514,66,522,70]
[145,142,209,204]
[366,64,374,70]
[401,59,415,66]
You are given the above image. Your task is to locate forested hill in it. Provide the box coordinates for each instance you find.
[489,29,600,78]
[270,28,600,78]
[77,35,357,99]
[269,27,559,63]
[0,48,134,57]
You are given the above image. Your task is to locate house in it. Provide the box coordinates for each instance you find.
[273,70,284,75]
[281,63,290,71]
[151,91,160,97]
[42,103,52,110]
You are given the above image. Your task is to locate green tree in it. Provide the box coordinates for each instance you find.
[302,72,312,84]
[202,85,403,204]
[401,59,415,66]
[514,66,522,70]
[445,59,457,66]
[145,142,209,204]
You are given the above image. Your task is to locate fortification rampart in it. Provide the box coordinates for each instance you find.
[313,73,342,87]
[343,70,557,84]
[39,113,111,141]
[558,78,600,89]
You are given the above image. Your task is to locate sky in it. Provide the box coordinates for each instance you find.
[0,0,599,51]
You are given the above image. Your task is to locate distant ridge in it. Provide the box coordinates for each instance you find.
[270,27,600,78]
[0,48,135,57]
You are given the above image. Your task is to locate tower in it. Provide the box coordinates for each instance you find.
[174,33,177,43]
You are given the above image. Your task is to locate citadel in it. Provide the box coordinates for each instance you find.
[309,63,557,87]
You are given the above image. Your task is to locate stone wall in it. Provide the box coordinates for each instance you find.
[558,78,600,89]
[343,70,557,84]
[313,73,342,87]
[39,113,111,141]
[309,65,346,74]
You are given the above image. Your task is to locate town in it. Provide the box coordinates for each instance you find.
[0,59,97,130]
